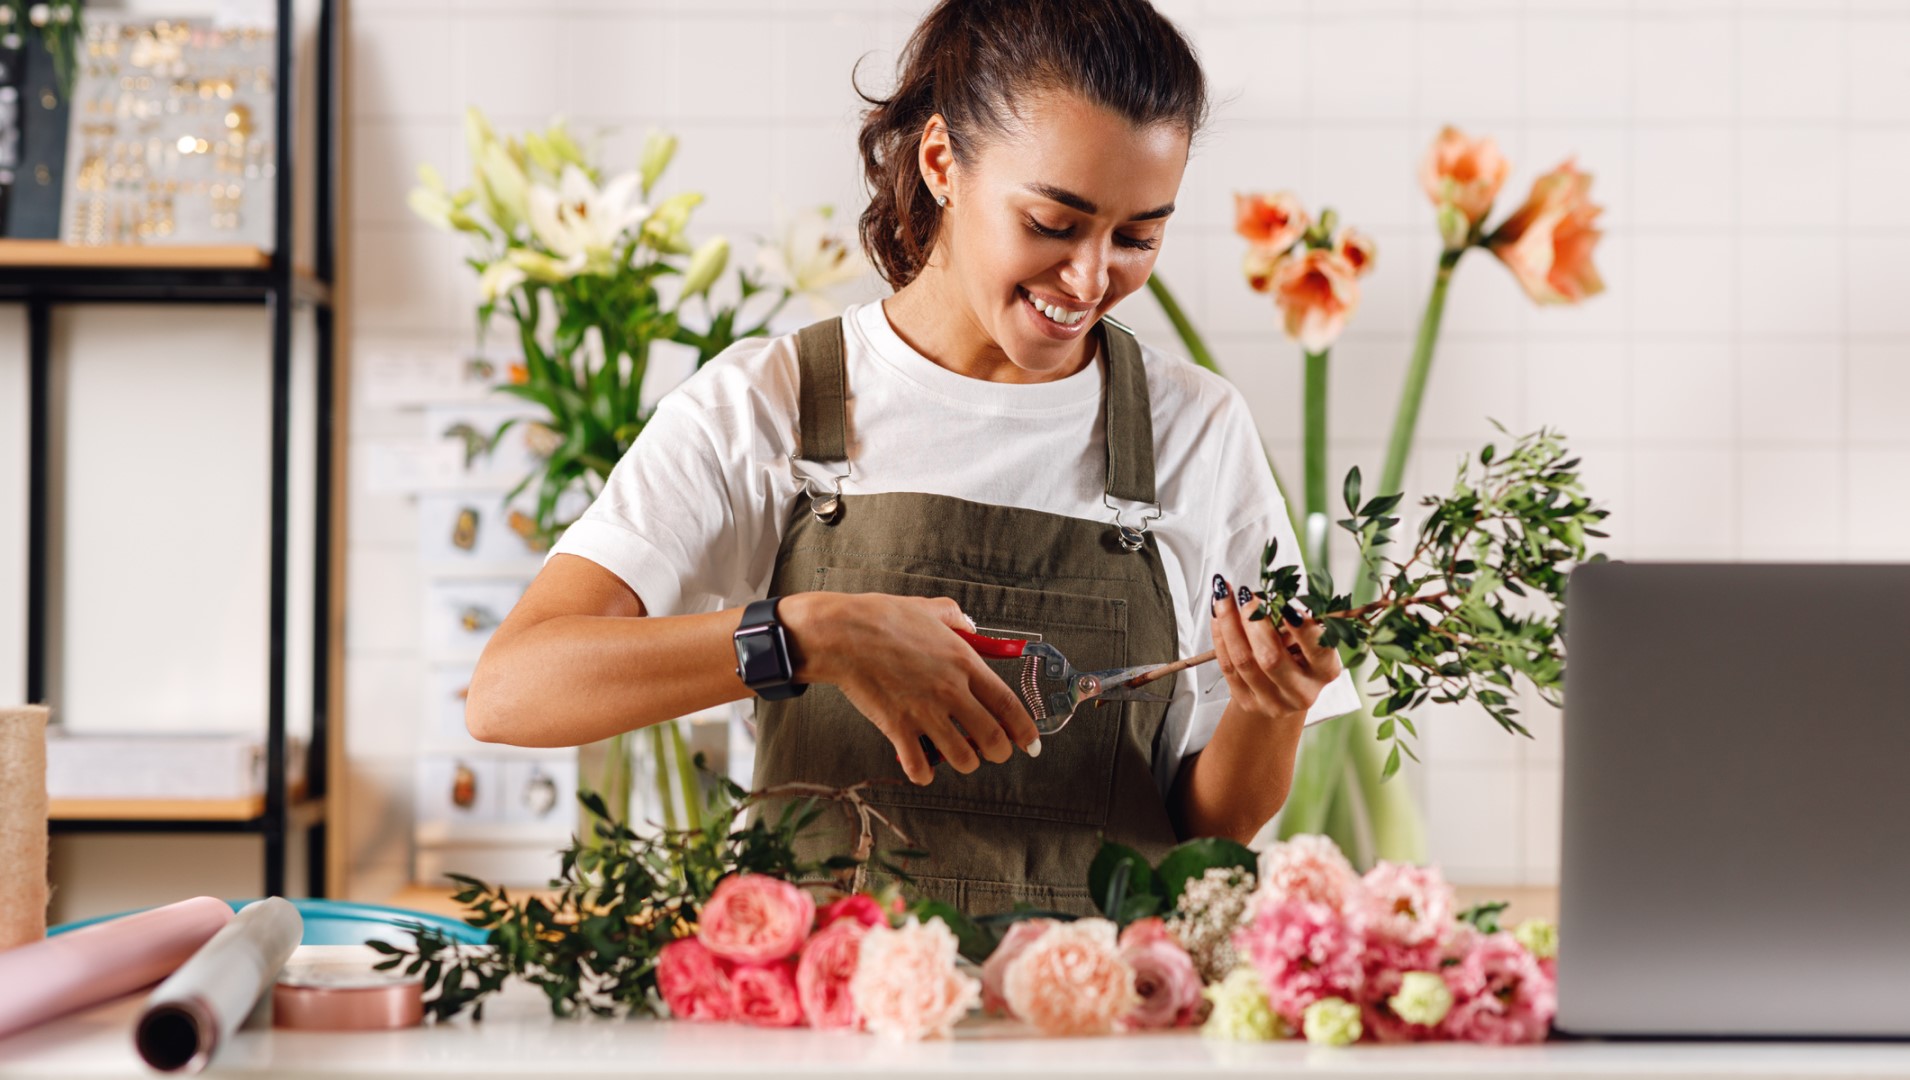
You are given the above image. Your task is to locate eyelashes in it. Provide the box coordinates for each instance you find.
[1023,215,1159,252]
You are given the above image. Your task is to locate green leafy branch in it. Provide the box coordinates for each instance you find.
[1253,421,1609,780]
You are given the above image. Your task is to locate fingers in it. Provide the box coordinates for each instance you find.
[920,712,983,775]
[948,692,1016,765]
[1286,614,1343,679]
[1211,574,1287,712]
[888,723,935,786]
[968,664,1042,755]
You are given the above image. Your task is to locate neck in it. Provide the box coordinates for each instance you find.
[882,261,1095,385]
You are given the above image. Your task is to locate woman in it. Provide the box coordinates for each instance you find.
[467,0,1359,915]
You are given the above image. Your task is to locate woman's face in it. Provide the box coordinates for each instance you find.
[929,92,1189,377]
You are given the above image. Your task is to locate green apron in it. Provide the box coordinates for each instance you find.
[749,315,1183,916]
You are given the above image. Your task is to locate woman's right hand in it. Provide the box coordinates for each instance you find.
[779,591,1042,786]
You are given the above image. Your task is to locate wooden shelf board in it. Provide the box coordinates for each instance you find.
[0,239,271,269]
[50,794,265,821]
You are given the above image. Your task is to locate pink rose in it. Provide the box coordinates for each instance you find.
[697,873,816,964]
[1234,897,1366,1029]
[1440,931,1557,1044]
[980,917,1057,1017]
[817,893,887,931]
[850,916,981,1042]
[730,959,805,1028]
[796,919,868,1031]
[1002,919,1136,1036]
[1356,861,1457,949]
[1269,248,1361,353]
[1117,916,1173,950]
[656,937,733,1022]
[1420,126,1510,229]
[1254,834,1364,914]
[1487,160,1605,305]
[1120,937,1204,1029]
[1235,191,1308,254]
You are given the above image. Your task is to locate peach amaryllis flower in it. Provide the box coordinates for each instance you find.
[1235,191,1309,256]
[1487,160,1604,305]
[1419,127,1510,250]
[1270,247,1362,353]
[1334,228,1377,278]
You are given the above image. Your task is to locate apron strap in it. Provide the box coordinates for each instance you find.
[791,313,1159,506]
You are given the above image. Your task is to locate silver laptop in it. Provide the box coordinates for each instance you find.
[1557,561,1910,1039]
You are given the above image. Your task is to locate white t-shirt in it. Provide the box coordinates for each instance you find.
[548,299,1362,798]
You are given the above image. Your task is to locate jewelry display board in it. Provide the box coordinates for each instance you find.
[59,14,277,248]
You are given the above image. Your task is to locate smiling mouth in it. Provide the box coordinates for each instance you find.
[1020,286,1094,328]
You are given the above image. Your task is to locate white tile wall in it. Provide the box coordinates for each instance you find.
[322,0,1910,893]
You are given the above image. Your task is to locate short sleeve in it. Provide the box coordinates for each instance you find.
[545,355,786,617]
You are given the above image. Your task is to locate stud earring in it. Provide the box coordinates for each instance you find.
[936,193,949,208]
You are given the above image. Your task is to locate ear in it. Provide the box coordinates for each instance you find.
[916,113,956,201]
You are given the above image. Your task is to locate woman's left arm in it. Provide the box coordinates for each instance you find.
[1169,573,1344,844]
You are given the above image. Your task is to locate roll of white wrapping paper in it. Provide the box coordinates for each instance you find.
[135,897,303,1074]
[0,705,49,951]
[0,895,233,1039]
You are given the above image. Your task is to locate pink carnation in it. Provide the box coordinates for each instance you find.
[850,917,981,1041]
[1120,937,1204,1029]
[1234,897,1366,1028]
[1441,931,1557,1044]
[817,893,888,931]
[1117,916,1173,950]
[1002,919,1136,1036]
[1356,861,1457,948]
[730,959,805,1027]
[1254,835,1363,913]
[796,919,868,1031]
[698,874,816,964]
[1359,941,1443,1044]
[656,937,733,1022]
[980,918,1057,1017]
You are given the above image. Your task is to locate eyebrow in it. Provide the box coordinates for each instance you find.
[1025,183,1175,221]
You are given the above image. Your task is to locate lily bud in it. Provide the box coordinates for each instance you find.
[639,130,678,197]
[680,236,730,300]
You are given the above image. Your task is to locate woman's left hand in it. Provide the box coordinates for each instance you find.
[1209,573,1344,722]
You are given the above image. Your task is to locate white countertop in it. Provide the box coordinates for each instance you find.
[4,948,1909,1079]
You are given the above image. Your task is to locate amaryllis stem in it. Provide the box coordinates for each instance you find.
[1303,350,1330,573]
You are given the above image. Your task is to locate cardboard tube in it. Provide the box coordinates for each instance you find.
[0,896,233,1039]
[0,705,49,952]
[136,898,303,1073]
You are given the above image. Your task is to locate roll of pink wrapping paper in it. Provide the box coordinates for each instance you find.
[0,896,233,1040]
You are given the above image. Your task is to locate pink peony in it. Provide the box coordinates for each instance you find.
[1356,861,1457,949]
[697,873,816,964]
[1002,918,1137,1036]
[1269,248,1361,353]
[1440,931,1557,1045]
[850,916,981,1042]
[1235,190,1308,255]
[730,959,805,1028]
[1254,834,1364,914]
[980,918,1057,1017]
[817,893,888,931]
[1121,937,1205,1030]
[1420,126,1510,229]
[796,919,868,1031]
[1488,160,1605,305]
[1234,897,1367,1029]
[656,937,734,1022]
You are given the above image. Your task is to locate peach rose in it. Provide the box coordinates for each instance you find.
[1487,160,1605,305]
[1269,248,1362,353]
[980,918,1057,1016]
[697,873,816,964]
[1001,918,1137,1036]
[656,937,733,1022]
[1235,191,1308,254]
[796,919,868,1030]
[1335,228,1377,277]
[730,959,805,1027]
[1420,126,1509,241]
[849,916,981,1042]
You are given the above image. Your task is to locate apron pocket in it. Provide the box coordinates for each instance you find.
[796,563,1130,829]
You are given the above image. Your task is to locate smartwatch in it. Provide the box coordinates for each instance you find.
[732,596,807,701]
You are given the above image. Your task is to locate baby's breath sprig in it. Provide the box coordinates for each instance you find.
[1253,421,1608,779]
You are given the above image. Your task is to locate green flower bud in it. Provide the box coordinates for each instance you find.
[639,130,678,197]
[680,236,729,300]
[1435,202,1472,251]
[1302,996,1363,1047]
[1514,918,1558,961]
[1388,971,1453,1027]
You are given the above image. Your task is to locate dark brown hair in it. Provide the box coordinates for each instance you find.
[855,0,1209,289]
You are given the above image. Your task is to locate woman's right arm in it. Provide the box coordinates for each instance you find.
[464,553,1040,784]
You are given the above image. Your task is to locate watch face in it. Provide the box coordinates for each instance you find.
[734,624,790,686]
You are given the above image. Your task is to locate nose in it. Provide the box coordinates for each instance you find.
[1059,236,1110,303]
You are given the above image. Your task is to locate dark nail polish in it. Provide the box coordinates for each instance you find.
[1237,584,1252,606]
[1212,574,1229,602]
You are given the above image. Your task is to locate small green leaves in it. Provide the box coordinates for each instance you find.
[1343,465,1363,515]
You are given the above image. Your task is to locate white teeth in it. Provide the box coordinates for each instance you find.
[1025,289,1088,327]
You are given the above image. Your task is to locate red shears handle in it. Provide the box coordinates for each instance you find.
[953,627,1027,659]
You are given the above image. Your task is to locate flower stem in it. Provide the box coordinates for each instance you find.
[1145,274,1219,374]
[1303,350,1330,573]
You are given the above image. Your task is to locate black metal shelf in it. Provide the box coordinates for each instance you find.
[22,0,342,899]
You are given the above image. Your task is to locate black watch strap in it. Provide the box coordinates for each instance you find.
[733,596,807,701]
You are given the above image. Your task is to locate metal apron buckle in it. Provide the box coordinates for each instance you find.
[1103,492,1163,552]
[790,454,849,524]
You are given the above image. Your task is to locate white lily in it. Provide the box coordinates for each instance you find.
[477,259,527,305]
[757,204,865,312]
[528,164,649,271]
